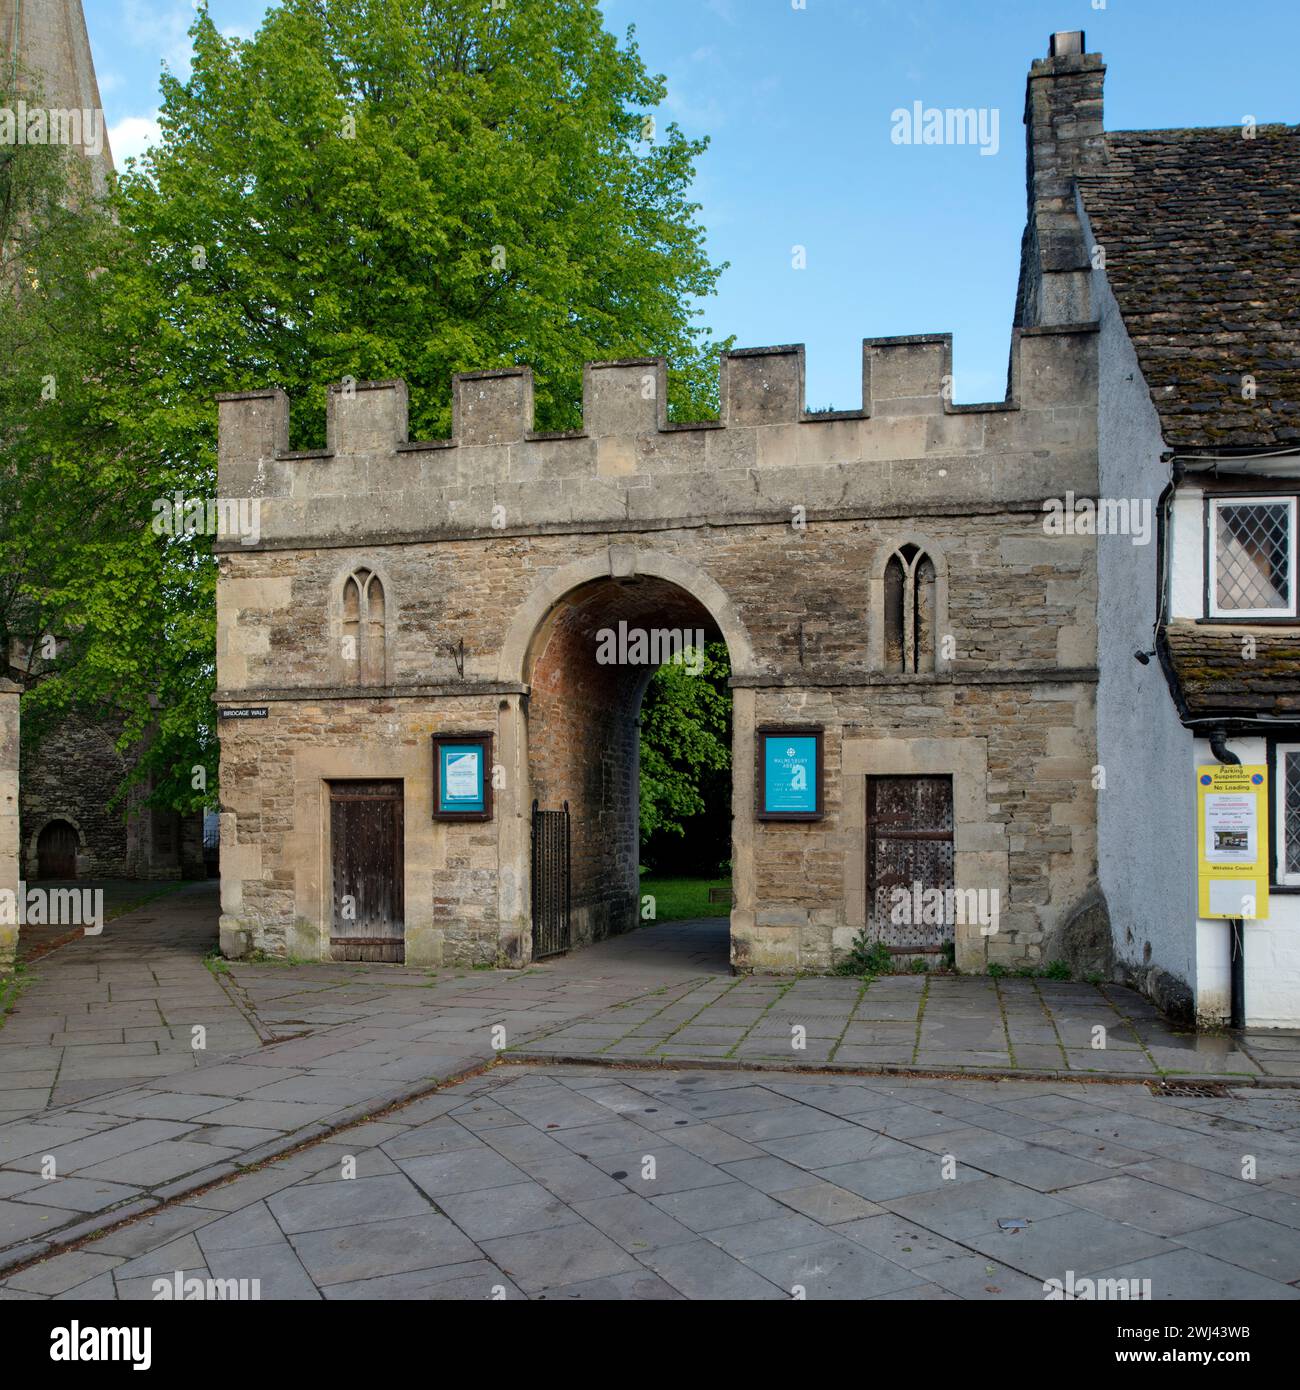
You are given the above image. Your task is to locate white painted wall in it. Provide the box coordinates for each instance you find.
[1088,207,1198,1006]
[1169,482,1205,620]
[1193,734,1300,1028]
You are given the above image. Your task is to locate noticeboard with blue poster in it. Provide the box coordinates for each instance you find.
[757,726,824,821]
[432,732,493,821]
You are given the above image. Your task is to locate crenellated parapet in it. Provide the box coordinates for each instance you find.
[216,324,1097,550]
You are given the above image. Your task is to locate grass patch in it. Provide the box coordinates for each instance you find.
[0,961,34,1030]
[638,875,731,923]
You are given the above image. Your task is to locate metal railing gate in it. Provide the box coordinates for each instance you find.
[531,800,571,959]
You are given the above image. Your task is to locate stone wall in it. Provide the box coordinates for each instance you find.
[17,707,205,881]
[216,323,1101,972]
[20,709,131,878]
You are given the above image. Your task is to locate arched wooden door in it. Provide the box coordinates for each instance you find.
[37,820,79,879]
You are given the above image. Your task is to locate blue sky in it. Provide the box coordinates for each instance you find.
[84,0,1299,406]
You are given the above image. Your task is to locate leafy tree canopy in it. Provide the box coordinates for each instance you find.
[120,0,728,443]
[5,0,728,814]
[639,641,731,863]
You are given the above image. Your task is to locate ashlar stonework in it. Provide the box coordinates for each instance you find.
[215,324,1101,975]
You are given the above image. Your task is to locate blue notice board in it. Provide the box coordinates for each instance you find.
[433,734,492,819]
[759,729,823,819]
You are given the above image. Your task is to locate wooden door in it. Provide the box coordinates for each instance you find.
[37,820,78,879]
[867,775,955,953]
[328,781,404,962]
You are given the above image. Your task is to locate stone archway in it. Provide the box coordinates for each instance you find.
[30,815,85,881]
[513,549,754,962]
[500,548,759,686]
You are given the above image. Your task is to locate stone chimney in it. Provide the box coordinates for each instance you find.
[1014,32,1107,329]
[1,0,114,194]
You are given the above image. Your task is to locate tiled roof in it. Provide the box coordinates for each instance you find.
[1078,126,1300,450]
[1163,621,1300,719]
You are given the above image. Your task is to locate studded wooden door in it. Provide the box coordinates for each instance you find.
[329,781,404,963]
[866,775,955,953]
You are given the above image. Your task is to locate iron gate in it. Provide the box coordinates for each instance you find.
[531,800,571,959]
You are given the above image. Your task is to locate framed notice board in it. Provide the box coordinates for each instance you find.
[432,733,493,821]
[757,726,824,821]
[1196,763,1268,919]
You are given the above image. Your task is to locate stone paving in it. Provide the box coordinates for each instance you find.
[511,948,1297,1080]
[2,1063,1299,1301]
[1,890,1298,1284]
[0,886,263,1122]
[15,880,193,965]
[0,903,733,1269]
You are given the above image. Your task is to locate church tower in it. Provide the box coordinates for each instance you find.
[2,0,114,189]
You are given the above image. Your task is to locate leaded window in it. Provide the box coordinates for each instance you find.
[1209,497,1296,618]
[1278,745,1300,886]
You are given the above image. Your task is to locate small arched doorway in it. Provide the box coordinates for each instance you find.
[37,819,79,879]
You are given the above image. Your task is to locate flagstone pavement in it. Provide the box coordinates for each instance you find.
[2,1063,1299,1301]
[0,884,1297,1289]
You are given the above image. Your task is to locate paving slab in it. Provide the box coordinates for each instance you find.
[3,890,1300,1299]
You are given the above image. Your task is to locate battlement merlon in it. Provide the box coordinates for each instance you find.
[216,323,1097,494]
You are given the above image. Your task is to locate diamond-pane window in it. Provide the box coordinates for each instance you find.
[1282,748,1300,884]
[1210,498,1296,617]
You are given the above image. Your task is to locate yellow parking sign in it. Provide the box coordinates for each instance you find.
[1196,765,1269,920]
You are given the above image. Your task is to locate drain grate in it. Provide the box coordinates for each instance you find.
[1149,1080,1230,1099]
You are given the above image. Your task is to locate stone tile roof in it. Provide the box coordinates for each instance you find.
[1163,621,1300,719]
[1078,126,1300,450]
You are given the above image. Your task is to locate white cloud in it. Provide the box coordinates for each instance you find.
[108,111,162,167]
[121,0,194,77]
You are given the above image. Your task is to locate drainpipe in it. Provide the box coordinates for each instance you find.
[1208,729,1245,1030]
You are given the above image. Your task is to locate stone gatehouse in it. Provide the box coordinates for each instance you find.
[216,37,1107,975]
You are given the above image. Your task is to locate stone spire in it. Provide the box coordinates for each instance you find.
[2,0,114,189]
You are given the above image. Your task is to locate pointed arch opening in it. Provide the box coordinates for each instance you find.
[339,567,387,684]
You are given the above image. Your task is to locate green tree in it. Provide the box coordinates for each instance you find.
[117,0,727,440]
[8,0,728,815]
[639,641,732,872]
[0,75,187,799]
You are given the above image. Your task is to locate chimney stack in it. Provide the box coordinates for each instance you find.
[1015,33,1107,328]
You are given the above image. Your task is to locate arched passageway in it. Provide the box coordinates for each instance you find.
[524,574,730,959]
